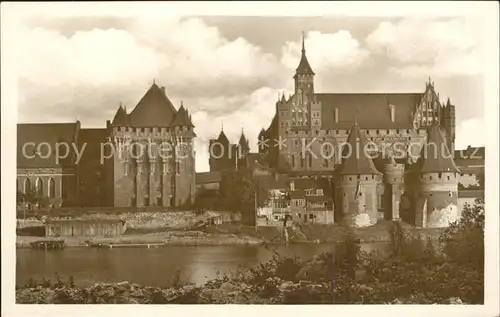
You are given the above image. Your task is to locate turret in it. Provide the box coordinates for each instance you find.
[237,129,250,170]
[111,104,130,126]
[335,120,382,227]
[413,122,460,228]
[381,156,405,220]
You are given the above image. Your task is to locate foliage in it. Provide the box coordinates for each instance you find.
[439,198,484,270]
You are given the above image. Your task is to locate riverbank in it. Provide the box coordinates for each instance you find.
[16,221,446,248]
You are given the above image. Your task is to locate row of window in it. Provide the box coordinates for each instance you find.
[18,178,57,198]
[286,128,420,136]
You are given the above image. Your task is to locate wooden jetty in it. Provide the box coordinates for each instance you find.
[30,239,65,250]
[88,242,166,249]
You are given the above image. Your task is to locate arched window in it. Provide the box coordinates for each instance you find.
[36,178,43,197]
[48,178,56,198]
[24,178,31,194]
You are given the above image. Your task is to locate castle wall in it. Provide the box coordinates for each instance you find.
[415,172,459,228]
[336,174,382,227]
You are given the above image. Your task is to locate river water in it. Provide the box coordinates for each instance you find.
[16,243,389,287]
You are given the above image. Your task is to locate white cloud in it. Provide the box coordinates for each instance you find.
[455,118,486,150]
[281,30,370,73]
[366,18,485,77]
[17,26,163,87]
[191,87,278,171]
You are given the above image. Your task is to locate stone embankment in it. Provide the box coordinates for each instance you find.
[18,210,241,230]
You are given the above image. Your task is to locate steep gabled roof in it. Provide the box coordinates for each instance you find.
[336,121,381,175]
[17,122,80,168]
[170,104,194,127]
[415,123,460,174]
[317,93,422,130]
[128,83,177,127]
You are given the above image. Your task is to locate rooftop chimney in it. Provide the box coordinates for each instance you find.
[160,86,165,94]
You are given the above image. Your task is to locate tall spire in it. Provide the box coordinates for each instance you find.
[301,31,305,53]
[294,32,314,76]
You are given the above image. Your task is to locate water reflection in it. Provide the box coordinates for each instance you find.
[16,243,388,287]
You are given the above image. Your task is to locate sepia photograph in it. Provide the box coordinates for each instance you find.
[1,1,499,316]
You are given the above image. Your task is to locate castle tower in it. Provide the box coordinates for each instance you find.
[382,157,405,220]
[335,120,383,227]
[108,83,196,208]
[209,127,234,172]
[413,122,460,228]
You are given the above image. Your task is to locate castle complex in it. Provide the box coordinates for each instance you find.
[255,36,467,228]
[17,83,196,209]
[16,35,483,229]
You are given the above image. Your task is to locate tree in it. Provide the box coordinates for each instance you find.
[439,198,484,269]
[218,169,256,212]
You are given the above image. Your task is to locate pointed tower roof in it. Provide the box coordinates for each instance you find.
[294,32,315,77]
[111,105,129,126]
[446,97,452,107]
[170,102,194,127]
[128,83,177,127]
[238,129,250,151]
[216,129,230,145]
[415,123,460,174]
[337,121,381,175]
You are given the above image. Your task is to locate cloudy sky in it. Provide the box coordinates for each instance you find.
[9,4,490,172]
